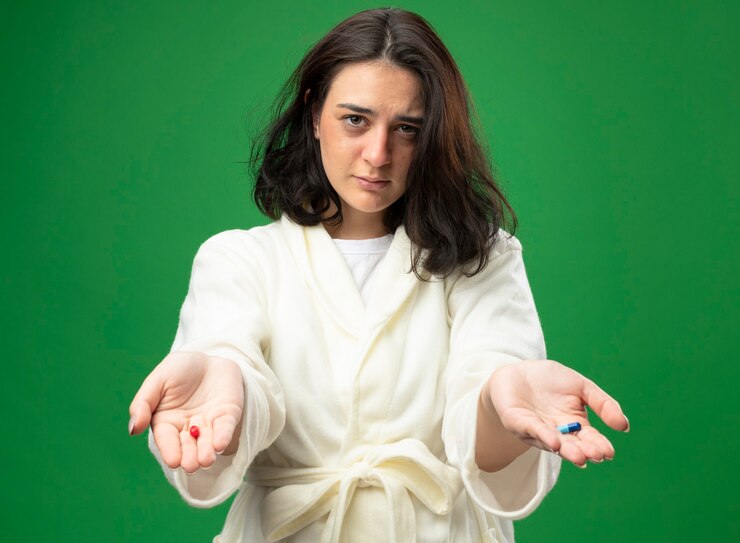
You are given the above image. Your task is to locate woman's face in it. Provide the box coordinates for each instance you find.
[313,61,423,237]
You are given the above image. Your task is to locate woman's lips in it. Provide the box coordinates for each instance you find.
[354,175,390,190]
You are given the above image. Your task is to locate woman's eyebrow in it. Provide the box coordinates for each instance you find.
[336,103,424,124]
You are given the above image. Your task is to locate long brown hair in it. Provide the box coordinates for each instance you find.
[251,7,517,278]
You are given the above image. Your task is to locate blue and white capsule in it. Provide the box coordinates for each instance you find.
[557,422,582,434]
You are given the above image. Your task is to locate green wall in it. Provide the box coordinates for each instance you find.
[2,1,737,541]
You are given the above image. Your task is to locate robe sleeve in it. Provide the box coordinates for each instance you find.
[148,231,286,508]
[442,233,561,519]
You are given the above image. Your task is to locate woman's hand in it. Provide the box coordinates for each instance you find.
[128,352,244,473]
[482,359,629,468]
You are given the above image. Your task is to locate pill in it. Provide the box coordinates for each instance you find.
[557,422,581,434]
[190,425,200,439]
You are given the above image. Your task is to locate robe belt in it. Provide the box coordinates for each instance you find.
[247,439,463,543]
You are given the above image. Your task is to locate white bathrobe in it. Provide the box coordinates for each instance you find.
[148,215,561,542]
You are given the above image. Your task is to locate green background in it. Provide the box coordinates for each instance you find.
[2,1,737,541]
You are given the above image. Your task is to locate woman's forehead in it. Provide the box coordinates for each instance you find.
[325,61,424,116]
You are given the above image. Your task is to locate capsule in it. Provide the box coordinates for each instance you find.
[190,425,200,439]
[557,422,581,434]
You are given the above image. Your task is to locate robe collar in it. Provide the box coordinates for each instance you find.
[279,214,426,338]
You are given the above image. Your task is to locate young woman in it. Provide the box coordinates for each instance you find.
[129,8,628,542]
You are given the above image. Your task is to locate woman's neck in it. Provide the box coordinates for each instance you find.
[322,206,390,240]
[323,220,390,240]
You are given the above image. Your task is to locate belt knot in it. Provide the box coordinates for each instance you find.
[345,461,374,488]
[247,439,463,543]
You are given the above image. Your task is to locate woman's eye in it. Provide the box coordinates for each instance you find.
[344,115,363,126]
[398,124,419,135]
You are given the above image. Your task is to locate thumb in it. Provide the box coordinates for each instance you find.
[128,369,165,436]
[582,379,629,433]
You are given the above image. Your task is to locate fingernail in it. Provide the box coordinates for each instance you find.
[576,462,588,469]
[128,416,136,436]
[624,415,630,433]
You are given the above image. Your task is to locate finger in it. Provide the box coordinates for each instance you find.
[559,427,611,465]
[581,380,629,432]
[196,424,216,468]
[212,414,240,454]
[152,422,182,469]
[519,435,561,453]
[180,424,199,474]
[566,433,605,462]
[577,426,616,461]
[557,439,588,467]
[513,415,564,453]
[128,369,165,436]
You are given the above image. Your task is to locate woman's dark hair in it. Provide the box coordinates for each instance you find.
[251,7,517,278]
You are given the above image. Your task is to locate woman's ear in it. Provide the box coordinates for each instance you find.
[305,89,319,140]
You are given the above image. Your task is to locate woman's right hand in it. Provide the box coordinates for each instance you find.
[128,352,244,473]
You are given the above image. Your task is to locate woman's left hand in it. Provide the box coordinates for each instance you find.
[486,359,629,467]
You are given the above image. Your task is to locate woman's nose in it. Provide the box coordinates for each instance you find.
[361,128,391,168]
